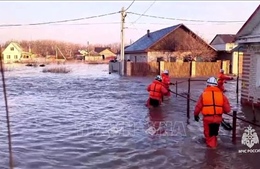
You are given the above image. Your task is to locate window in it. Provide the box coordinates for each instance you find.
[256,56,260,87]
[14,55,18,59]
[10,47,14,51]
[170,57,176,62]
[7,55,11,59]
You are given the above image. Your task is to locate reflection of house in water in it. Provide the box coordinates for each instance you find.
[1,42,34,63]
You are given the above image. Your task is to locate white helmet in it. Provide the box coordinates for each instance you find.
[155,75,162,81]
[206,77,218,86]
[163,70,169,74]
[220,69,224,73]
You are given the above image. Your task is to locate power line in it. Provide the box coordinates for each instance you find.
[125,0,135,11]
[127,12,246,23]
[0,11,120,27]
[132,0,156,24]
[125,21,244,26]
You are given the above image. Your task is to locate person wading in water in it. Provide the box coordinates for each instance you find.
[193,77,231,148]
[146,75,169,108]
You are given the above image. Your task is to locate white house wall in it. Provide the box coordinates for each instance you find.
[2,43,22,63]
[125,53,148,62]
[147,51,175,62]
[225,43,236,51]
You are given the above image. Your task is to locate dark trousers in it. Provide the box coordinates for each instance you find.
[149,98,160,107]
[209,123,220,137]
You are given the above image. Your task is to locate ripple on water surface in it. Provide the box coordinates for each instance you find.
[0,64,259,169]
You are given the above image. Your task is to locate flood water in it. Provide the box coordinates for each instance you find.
[0,63,260,169]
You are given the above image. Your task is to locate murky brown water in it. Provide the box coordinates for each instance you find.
[0,63,260,169]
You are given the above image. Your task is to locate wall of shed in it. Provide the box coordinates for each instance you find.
[240,43,260,107]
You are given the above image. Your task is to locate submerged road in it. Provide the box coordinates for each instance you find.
[0,63,259,169]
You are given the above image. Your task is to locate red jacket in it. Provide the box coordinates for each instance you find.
[161,73,170,89]
[217,73,232,87]
[147,80,168,102]
[194,86,231,116]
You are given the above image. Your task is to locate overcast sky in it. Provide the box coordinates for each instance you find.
[0,1,259,45]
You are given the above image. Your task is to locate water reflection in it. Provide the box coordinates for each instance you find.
[146,108,166,136]
[0,64,259,169]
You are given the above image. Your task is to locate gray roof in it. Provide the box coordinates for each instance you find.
[125,24,181,53]
[231,44,247,52]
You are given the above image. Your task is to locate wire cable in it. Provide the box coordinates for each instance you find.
[125,0,135,11]
[132,0,156,24]
[127,12,246,23]
[0,11,120,27]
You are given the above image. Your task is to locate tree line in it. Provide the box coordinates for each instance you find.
[1,40,121,58]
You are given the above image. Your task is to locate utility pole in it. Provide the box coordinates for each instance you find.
[120,7,126,76]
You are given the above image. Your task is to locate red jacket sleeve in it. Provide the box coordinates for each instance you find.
[161,86,168,95]
[194,94,203,116]
[147,84,151,92]
[223,95,231,113]
[220,74,232,80]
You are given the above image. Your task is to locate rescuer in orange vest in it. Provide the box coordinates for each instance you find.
[217,69,234,92]
[161,70,174,98]
[193,77,231,148]
[146,75,169,108]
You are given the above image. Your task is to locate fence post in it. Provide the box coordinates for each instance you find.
[232,109,237,144]
[157,60,161,75]
[186,78,191,121]
[175,80,178,97]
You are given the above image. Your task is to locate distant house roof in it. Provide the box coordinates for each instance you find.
[125,24,181,53]
[94,47,111,53]
[2,42,26,54]
[9,42,24,52]
[236,5,260,39]
[210,34,236,45]
[125,24,215,54]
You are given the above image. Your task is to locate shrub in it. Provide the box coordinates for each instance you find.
[42,67,71,73]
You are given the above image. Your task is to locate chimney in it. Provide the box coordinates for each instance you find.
[147,29,150,37]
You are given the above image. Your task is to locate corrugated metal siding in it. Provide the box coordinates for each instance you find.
[241,52,251,99]
[241,46,260,104]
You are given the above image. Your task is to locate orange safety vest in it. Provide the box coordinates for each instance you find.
[201,87,224,116]
[149,81,163,100]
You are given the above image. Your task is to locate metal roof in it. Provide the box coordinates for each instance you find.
[125,24,181,53]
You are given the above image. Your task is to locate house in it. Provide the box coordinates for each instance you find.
[1,42,33,63]
[235,5,260,107]
[94,47,116,60]
[124,24,217,63]
[210,34,237,74]
[74,50,88,60]
[84,51,102,62]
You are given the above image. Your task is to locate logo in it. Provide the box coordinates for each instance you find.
[238,125,260,154]
[241,126,259,148]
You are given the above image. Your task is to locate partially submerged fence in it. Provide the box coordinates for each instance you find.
[126,60,230,77]
[172,77,260,144]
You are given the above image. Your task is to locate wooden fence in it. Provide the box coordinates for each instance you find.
[126,60,230,77]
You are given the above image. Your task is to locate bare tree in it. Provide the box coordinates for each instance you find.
[150,26,216,61]
[2,40,122,58]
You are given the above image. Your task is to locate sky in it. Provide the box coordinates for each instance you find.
[0,1,259,45]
